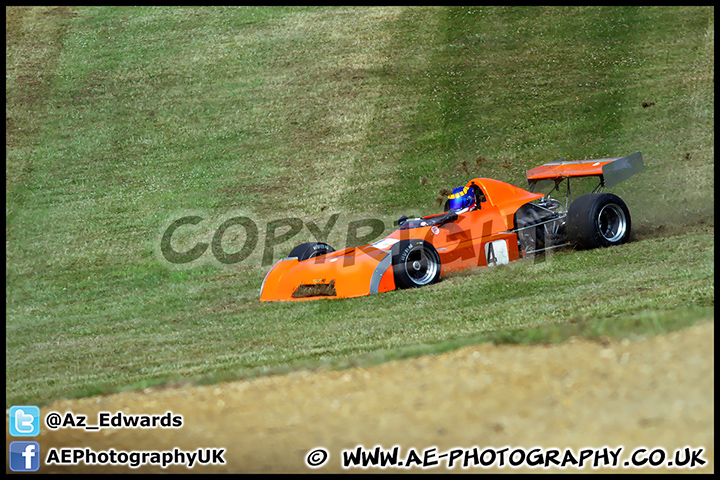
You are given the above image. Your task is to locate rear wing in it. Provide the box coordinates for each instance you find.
[527,152,644,194]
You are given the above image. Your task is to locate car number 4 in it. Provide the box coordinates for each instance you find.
[485,240,509,267]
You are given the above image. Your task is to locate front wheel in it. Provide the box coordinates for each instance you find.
[288,242,335,261]
[567,193,631,249]
[391,239,441,289]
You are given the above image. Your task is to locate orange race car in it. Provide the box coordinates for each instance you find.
[260,152,643,301]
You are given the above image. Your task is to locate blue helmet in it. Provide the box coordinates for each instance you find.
[447,185,476,211]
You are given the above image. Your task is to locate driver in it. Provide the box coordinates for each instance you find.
[446,185,477,213]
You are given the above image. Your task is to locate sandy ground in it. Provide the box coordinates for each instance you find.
[6,320,713,474]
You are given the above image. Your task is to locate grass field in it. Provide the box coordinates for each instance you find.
[6,6,714,407]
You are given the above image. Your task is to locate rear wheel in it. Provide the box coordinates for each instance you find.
[567,193,631,249]
[391,239,441,289]
[288,242,335,261]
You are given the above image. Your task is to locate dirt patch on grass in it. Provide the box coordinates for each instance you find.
[8,321,713,473]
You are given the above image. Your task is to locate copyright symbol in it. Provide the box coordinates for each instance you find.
[305,447,329,468]
[45,412,62,430]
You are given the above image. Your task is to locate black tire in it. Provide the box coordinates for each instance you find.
[567,193,631,249]
[288,242,335,261]
[391,239,441,289]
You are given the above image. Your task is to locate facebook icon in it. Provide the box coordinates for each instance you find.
[9,441,41,472]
